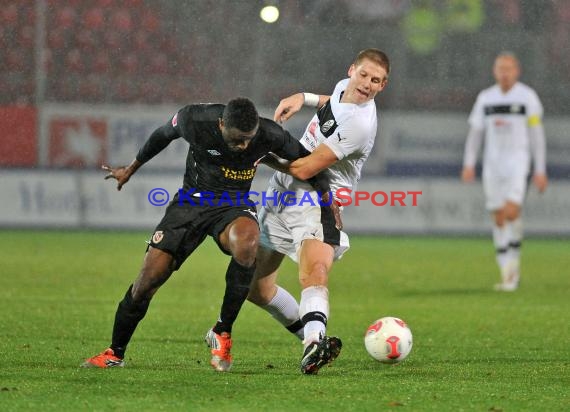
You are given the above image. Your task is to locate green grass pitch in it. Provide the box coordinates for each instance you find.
[0,230,568,411]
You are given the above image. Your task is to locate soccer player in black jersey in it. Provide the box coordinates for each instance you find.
[81,98,331,372]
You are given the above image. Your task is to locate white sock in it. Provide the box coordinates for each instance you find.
[261,286,303,340]
[492,224,509,270]
[299,286,329,348]
[506,217,523,265]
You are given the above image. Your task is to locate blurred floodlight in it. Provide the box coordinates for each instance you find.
[260,5,279,23]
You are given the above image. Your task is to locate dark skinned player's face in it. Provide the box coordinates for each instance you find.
[218,119,259,152]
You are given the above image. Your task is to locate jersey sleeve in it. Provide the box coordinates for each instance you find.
[526,89,544,127]
[462,127,484,168]
[323,120,370,161]
[265,120,311,160]
[135,108,183,164]
[468,93,485,130]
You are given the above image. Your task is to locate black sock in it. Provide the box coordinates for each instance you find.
[286,320,304,335]
[110,285,151,358]
[213,258,255,335]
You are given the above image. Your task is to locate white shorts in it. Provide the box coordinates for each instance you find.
[258,186,350,263]
[483,173,528,211]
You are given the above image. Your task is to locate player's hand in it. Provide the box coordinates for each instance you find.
[273,93,304,123]
[461,167,475,183]
[102,164,132,191]
[321,191,343,230]
[533,173,548,193]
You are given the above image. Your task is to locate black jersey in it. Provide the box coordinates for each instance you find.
[135,103,316,198]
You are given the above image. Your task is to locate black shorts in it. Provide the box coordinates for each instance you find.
[148,195,258,270]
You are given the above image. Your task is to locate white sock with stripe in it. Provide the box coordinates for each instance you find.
[261,286,303,340]
[299,286,329,349]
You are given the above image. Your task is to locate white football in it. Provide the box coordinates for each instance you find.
[364,316,413,363]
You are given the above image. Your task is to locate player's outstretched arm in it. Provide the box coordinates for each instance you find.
[529,122,548,193]
[461,166,475,183]
[102,159,142,191]
[533,174,548,193]
[273,93,330,123]
[289,144,338,181]
[260,149,341,229]
[461,127,484,183]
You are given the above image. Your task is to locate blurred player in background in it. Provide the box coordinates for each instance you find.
[81,97,331,371]
[461,52,548,291]
[247,49,390,374]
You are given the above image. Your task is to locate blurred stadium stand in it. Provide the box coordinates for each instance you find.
[1,0,568,111]
[1,0,569,233]
[1,1,569,173]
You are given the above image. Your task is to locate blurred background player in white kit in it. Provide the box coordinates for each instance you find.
[247,49,390,374]
[461,52,548,292]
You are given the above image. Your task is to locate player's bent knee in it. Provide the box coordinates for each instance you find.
[505,205,520,221]
[230,236,259,267]
[227,220,259,267]
[232,245,258,267]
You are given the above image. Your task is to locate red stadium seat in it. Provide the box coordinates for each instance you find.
[55,7,77,30]
[79,75,105,102]
[141,10,160,33]
[51,77,77,102]
[49,0,82,7]
[133,29,150,51]
[42,48,54,73]
[97,0,115,7]
[1,3,19,28]
[76,29,97,50]
[5,49,26,71]
[2,76,35,105]
[111,9,133,33]
[83,7,105,30]
[103,31,121,49]
[47,29,66,49]
[149,52,168,75]
[65,49,85,73]
[124,0,144,7]
[114,80,136,102]
[18,25,35,48]
[92,51,111,74]
[120,53,139,74]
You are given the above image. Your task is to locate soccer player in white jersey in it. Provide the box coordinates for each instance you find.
[247,49,390,374]
[461,52,548,291]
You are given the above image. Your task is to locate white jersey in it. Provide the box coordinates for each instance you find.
[468,82,543,177]
[270,78,378,194]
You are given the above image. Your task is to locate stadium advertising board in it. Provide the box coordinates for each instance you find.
[0,106,37,167]
[1,170,569,235]
[36,105,570,178]
[40,104,188,169]
[0,170,80,227]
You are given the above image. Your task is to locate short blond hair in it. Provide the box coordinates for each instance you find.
[354,48,390,76]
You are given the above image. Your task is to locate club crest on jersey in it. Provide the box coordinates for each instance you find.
[152,231,164,244]
[321,119,336,133]
[171,113,178,127]
[207,149,221,156]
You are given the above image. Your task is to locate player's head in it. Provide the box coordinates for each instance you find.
[219,97,260,152]
[493,52,520,92]
[344,48,390,105]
